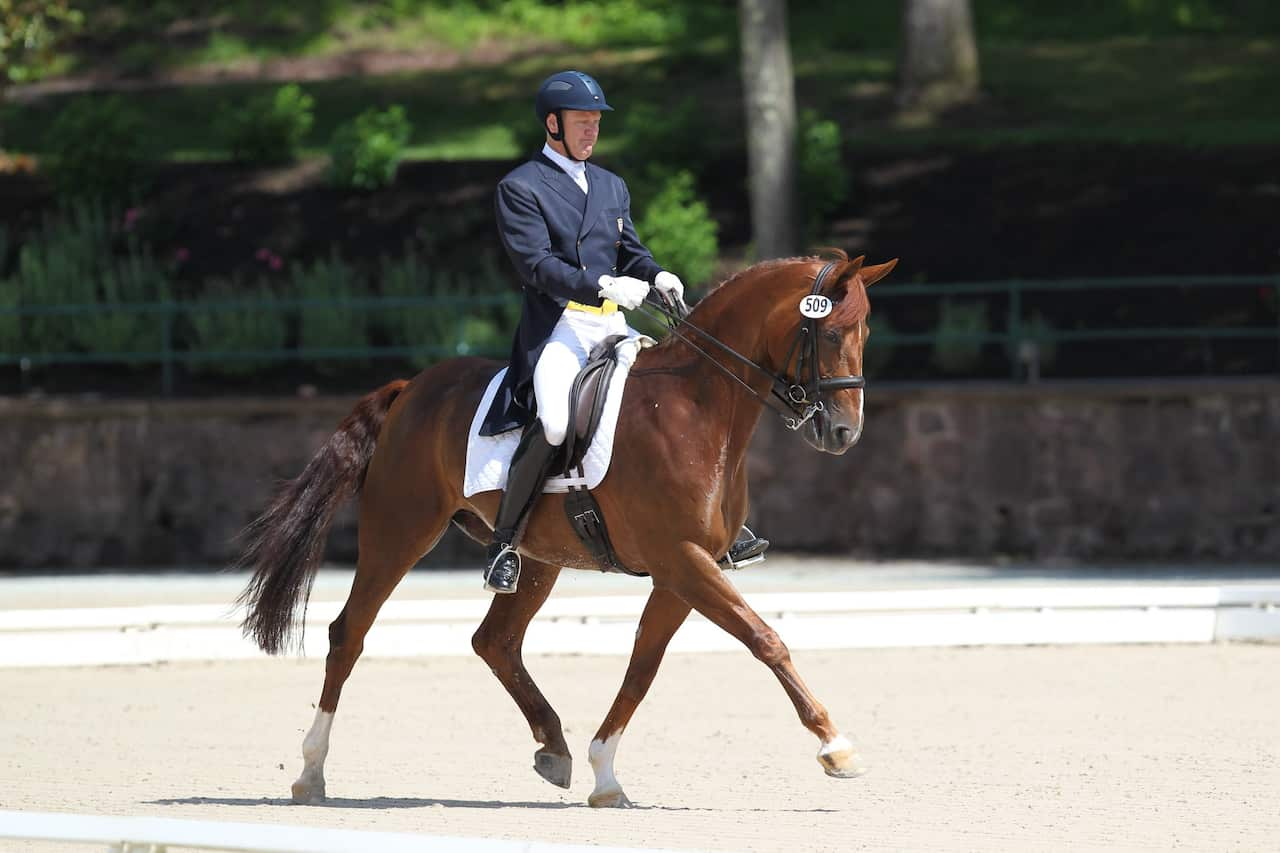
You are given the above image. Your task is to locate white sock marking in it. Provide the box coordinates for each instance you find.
[589,733,623,794]
[301,709,334,769]
[819,734,853,757]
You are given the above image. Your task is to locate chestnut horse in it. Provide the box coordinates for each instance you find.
[237,251,896,807]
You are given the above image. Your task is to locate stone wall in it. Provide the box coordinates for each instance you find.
[749,379,1280,561]
[1,379,1277,569]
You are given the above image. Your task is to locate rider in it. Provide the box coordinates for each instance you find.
[478,70,768,594]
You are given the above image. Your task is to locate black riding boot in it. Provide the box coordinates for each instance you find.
[483,422,560,594]
[722,525,770,569]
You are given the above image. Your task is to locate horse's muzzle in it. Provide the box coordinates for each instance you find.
[806,411,862,454]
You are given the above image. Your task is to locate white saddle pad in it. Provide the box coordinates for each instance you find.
[463,334,650,498]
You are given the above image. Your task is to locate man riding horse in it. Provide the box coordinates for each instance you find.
[479,70,768,594]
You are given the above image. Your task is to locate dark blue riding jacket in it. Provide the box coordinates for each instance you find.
[480,152,663,436]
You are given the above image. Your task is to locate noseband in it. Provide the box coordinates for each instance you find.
[639,262,865,431]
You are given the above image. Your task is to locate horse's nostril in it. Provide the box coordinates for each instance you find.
[833,425,853,445]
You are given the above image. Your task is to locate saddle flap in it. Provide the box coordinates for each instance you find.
[562,334,627,472]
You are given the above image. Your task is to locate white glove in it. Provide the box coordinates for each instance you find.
[597,274,650,310]
[654,270,685,303]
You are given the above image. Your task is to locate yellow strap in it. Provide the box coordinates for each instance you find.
[566,299,619,315]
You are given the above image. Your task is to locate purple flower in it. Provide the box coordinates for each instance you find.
[174,247,190,263]
[123,208,140,230]
[255,247,271,261]
[268,255,283,271]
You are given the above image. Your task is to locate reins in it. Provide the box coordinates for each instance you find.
[636,262,865,431]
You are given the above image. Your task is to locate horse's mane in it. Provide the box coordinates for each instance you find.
[655,250,866,352]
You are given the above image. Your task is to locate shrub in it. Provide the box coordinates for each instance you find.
[292,252,367,371]
[932,299,990,374]
[224,84,314,164]
[184,279,287,375]
[72,237,170,360]
[9,212,97,354]
[798,110,850,238]
[10,203,168,358]
[379,248,512,368]
[380,248,449,368]
[634,168,718,288]
[43,96,152,204]
[328,104,413,190]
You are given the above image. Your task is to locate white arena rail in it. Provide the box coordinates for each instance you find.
[1,584,1277,668]
[0,810,695,853]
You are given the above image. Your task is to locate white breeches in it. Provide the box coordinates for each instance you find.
[533,308,630,446]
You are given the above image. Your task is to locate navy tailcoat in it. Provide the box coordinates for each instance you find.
[480,152,663,436]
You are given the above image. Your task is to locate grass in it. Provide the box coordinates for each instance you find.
[5,2,1280,160]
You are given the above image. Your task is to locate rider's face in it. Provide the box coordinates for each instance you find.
[548,109,601,160]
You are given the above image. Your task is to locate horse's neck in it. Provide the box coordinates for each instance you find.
[662,274,787,451]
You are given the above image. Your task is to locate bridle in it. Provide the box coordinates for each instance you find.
[638,261,865,431]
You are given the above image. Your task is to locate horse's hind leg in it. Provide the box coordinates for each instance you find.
[588,587,691,808]
[470,558,571,787]
[663,544,868,779]
[291,502,451,804]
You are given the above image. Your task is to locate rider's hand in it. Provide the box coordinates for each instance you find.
[654,270,685,304]
[597,274,650,310]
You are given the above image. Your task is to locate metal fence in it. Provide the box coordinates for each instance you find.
[1,276,1277,393]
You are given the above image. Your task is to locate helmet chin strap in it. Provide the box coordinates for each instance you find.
[546,110,585,162]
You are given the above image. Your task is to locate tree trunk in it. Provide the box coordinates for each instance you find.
[738,0,799,259]
[897,0,980,116]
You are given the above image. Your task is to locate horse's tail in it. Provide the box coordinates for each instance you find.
[236,379,409,655]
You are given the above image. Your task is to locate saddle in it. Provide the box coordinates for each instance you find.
[559,334,646,577]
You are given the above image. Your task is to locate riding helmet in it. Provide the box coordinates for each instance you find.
[534,70,613,138]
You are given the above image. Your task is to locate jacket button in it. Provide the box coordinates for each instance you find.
[581,265,587,270]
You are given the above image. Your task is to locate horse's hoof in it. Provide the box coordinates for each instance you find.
[822,758,870,779]
[588,787,634,808]
[817,735,869,779]
[290,777,326,804]
[534,748,572,789]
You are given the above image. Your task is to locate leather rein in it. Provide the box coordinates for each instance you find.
[637,261,865,431]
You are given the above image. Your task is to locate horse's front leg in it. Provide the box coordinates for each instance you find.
[587,586,691,808]
[660,543,868,779]
[470,558,572,787]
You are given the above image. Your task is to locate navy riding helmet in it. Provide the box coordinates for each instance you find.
[534,70,613,143]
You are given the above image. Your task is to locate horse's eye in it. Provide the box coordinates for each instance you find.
[823,329,840,344]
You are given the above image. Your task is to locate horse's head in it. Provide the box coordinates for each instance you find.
[767,253,897,454]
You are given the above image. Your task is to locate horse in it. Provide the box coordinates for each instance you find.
[236,250,897,808]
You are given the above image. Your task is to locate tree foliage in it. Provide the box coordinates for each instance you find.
[0,0,81,84]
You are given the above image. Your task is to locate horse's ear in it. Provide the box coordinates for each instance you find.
[824,255,865,298]
[859,258,898,287]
